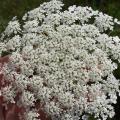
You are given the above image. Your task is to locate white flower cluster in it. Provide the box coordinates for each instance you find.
[0,0,120,120]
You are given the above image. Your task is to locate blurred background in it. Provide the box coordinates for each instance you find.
[0,0,120,120]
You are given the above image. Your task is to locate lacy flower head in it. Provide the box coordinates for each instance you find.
[0,0,120,120]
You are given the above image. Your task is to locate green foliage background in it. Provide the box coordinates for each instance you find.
[0,0,120,120]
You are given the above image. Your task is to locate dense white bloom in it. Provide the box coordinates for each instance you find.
[94,12,114,32]
[2,17,21,38]
[0,42,6,56]
[23,19,39,33]
[6,35,21,51]
[1,85,16,103]
[21,91,36,106]
[24,110,39,120]
[0,0,120,120]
